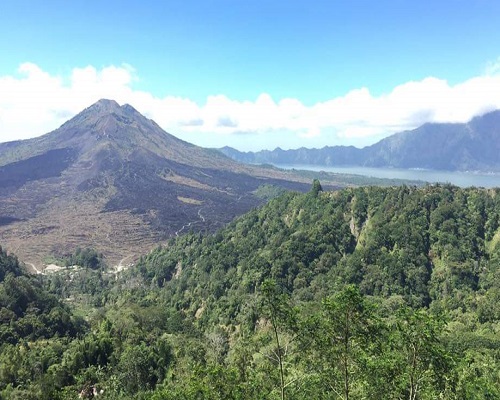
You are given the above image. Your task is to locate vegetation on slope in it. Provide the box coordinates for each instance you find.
[1,184,500,399]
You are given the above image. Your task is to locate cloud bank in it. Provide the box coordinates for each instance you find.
[1,62,500,150]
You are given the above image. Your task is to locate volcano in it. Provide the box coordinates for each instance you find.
[0,99,309,269]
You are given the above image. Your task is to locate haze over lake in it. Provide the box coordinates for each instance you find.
[276,165,500,188]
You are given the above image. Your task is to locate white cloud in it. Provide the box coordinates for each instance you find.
[1,61,500,150]
[298,126,321,139]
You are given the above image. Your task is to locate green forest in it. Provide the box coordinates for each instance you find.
[1,183,500,399]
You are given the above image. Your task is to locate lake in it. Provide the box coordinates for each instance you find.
[275,165,500,188]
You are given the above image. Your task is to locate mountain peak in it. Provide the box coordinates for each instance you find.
[59,99,144,134]
[85,99,140,117]
[90,98,121,112]
[0,100,310,269]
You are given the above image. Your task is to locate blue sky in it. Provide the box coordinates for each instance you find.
[1,0,500,150]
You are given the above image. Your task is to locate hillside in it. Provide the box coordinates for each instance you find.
[0,99,315,269]
[138,183,500,316]
[2,184,499,398]
[0,245,83,345]
[117,184,500,398]
[220,109,500,171]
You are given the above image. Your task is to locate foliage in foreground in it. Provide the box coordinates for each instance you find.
[1,184,500,399]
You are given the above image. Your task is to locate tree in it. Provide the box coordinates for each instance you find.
[310,179,323,197]
[389,307,452,400]
[305,285,379,400]
[117,339,172,394]
[260,279,298,400]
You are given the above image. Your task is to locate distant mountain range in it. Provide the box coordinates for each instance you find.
[219,110,500,171]
[0,99,312,269]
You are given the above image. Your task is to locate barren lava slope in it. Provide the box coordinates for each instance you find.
[0,99,310,269]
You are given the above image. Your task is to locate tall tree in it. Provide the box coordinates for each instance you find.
[260,279,298,400]
[389,307,452,400]
[305,285,379,400]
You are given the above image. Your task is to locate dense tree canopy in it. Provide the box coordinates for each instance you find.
[1,184,500,398]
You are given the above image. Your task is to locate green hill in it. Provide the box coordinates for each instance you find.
[140,183,500,313]
[2,184,500,399]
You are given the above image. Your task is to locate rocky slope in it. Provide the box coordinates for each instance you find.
[0,99,311,269]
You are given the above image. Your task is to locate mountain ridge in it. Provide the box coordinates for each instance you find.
[219,109,500,171]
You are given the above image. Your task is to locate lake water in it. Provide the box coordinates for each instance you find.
[275,165,500,188]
